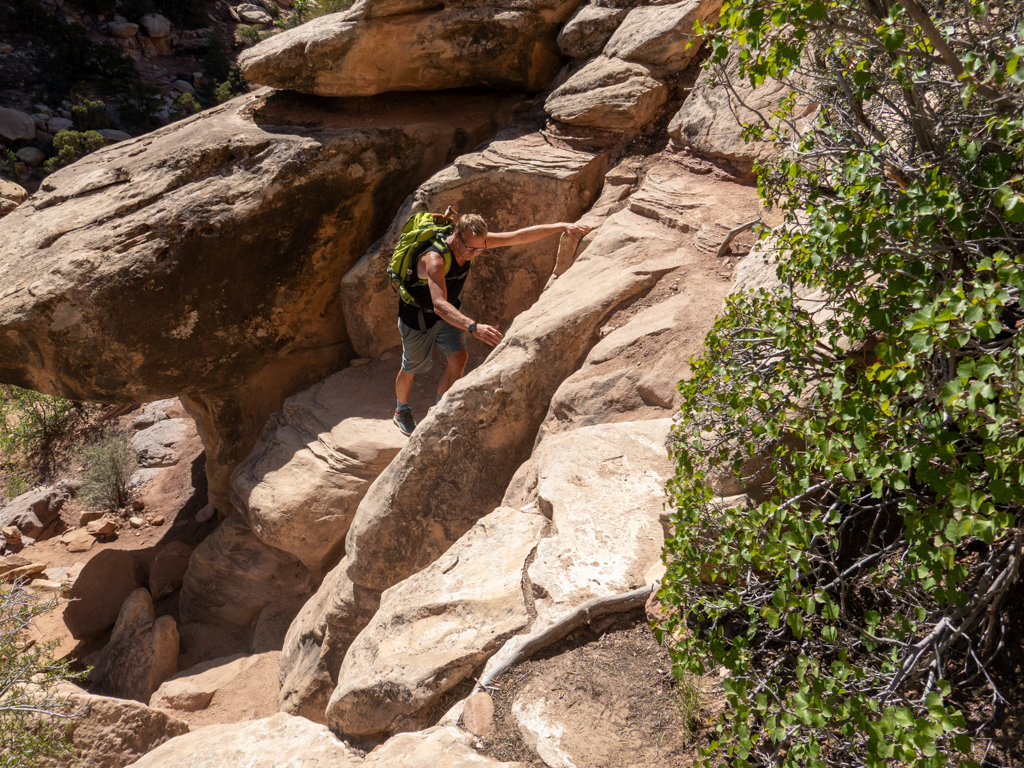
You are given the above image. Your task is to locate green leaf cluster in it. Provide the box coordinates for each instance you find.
[662,0,1023,766]
[43,130,106,173]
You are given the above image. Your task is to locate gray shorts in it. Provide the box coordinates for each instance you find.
[398,318,468,374]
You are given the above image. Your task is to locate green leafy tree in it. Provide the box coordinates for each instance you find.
[662,1,1023,766]
[70,99,109,132]
[0,583,84,767]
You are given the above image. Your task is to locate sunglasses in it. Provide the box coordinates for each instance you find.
[458,232,486,254]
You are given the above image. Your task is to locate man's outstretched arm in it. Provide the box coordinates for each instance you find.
[486,222,591,248]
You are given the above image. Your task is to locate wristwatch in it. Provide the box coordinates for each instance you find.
[468,321,478,334]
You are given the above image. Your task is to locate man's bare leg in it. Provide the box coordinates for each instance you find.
[437,350,469,398]
[396,369,415,405]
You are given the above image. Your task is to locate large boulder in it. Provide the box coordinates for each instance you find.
[481,420,673,685]
[179,514,313,630]
[0,483,68,539]
[603,0,722,73]
[150,653,261,712]
[327,506,545,737]
[124,712,361,767]
[544,56,668,131]
[60,688,190,768]
[231,363,406,578]
[0,88,519,513]
[64,549,143,640]
[278,557,380,723]
[669,51,818,171]
[362,726,525,767]
[132,419,192,468]
[556,4,628,58]
[0,107,36,142]
[101,588,179,703]
[0,178,29,218]
[238,0,579,97]
[340,125,609,358]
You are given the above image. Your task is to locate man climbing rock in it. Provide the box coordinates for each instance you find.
[394,213,591,436]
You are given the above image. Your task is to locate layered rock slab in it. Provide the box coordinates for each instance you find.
[238,0,578,97]
[544,56,668,131]
[125,711,361,767]
[0,88,518,513]
[231,364,406,578]
[603,0,722,73]
[538,161,763,437]
[124,714,520,767]
[327,506,546,737]
[340,126,609,358]
[482,419,673,686]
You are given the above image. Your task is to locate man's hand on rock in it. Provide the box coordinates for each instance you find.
[563,222,591,237]
[472,323,503,347]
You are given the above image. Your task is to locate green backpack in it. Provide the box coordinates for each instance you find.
[387,211,455,307]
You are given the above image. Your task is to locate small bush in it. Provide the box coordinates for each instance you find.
[70,98,109,131]
[43,129,105,173]
[1,149,20,183]
[236,24,264,45]
[0,386,77,456]
[1,583,84,766]
[115,81,163,134]
[170,92,201,121]
[197,36,244,106]
[76,431,137,512]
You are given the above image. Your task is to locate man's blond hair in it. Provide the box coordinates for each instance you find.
[455,214,488,239]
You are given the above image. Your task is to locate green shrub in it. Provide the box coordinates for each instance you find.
[70,98,109,131]
[0,149,20,184]
[0,583,84,767]
[662,1,1024,766]
[76,431,137,512]
[43,129,105,173]
[0,386,76,457]
[236,24,264,45]
[197,35,244,107]
[170,92,201,121]
[115,81,163,134]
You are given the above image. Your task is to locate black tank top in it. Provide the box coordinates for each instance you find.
[398,245,471,330]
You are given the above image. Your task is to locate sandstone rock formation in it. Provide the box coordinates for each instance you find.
[231,365,407,578]
[125,712,361,767]
[668,50,818,171]
[340,126,609,358]
[544,57,668,131]
[179,514,313,633]
[149,541,192,600]
[604,0,721,73]
[60,688,190,768]
[150,653,261,712]
[238,0,579,97]
[327,506,546,736]
[0,484,68,540]
[100,588,179,703]
[64,549,143,640]
[125,714,522,767]
[557,4,628,58]
[0,88,519,513]
[279,146,759,724]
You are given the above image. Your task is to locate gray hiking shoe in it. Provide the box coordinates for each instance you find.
[394,408,416,436]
